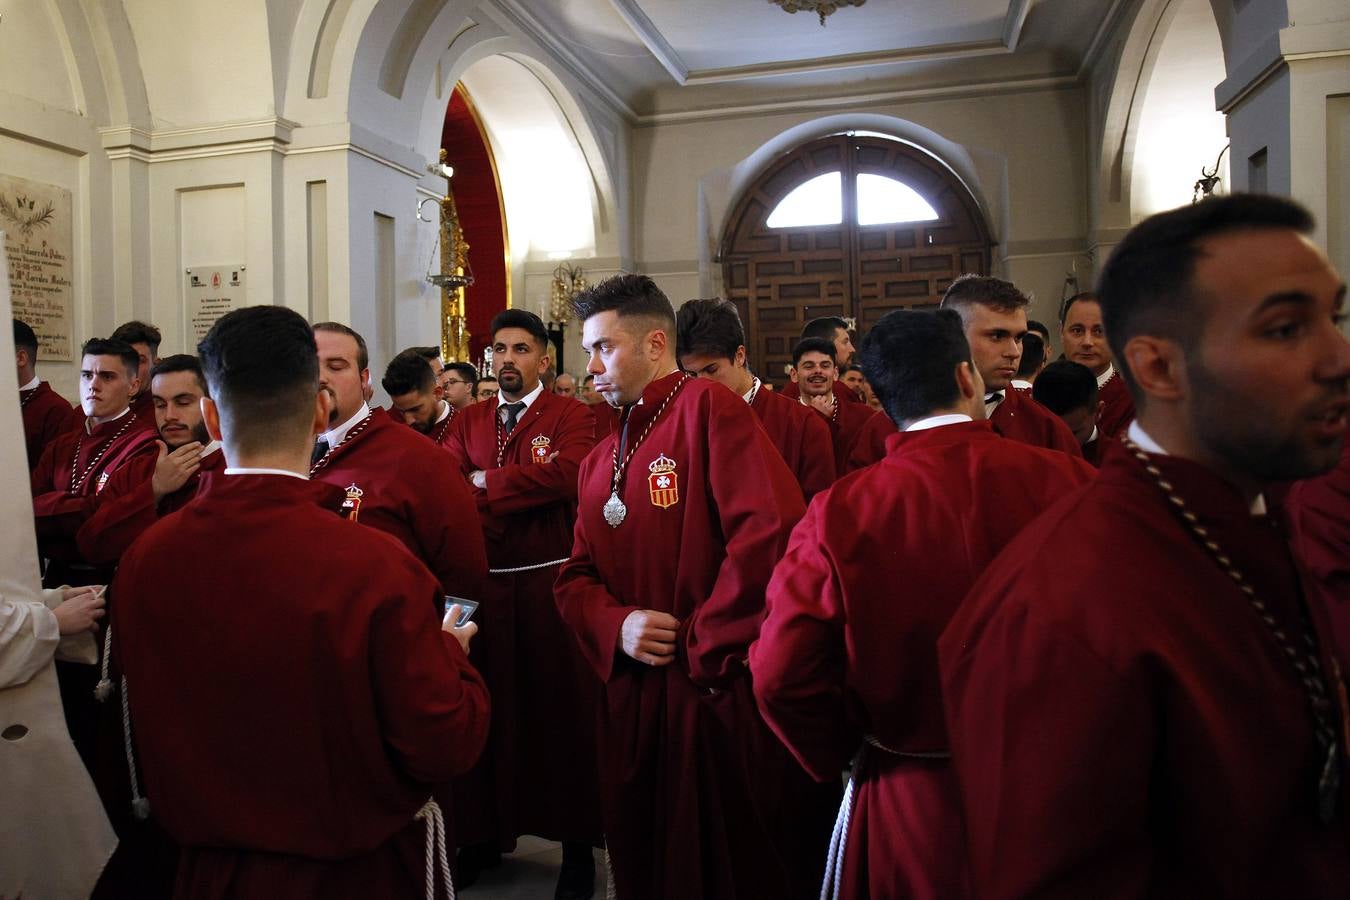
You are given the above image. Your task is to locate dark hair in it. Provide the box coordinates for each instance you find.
[676,298,744,362]
[199,306,319,453]
[312,321,369,370]
[1058,291,1100,325]
[149,354,208,396]
[792,337,837,367]
[841,363,863,376]
[1032,360,1098,416]
[414,346,442,362]
[801,316,848,342]
[571,273,676,333]
[859,309,971,427]
[110,320,162,355]
[490,308,550,349]
[13,318,38,358]
[382,348,435,396]
[1026,319,1050,340]
[582,374,594,385]
[1098,194,1315,397]
[940,274,1030,318]
[443,362,478,385]
[475,374,498,388]
[81,338,140,377]
[1016,333,1045,378]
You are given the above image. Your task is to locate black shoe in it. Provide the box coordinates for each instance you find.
[456,842,502,890]
[555,844,595,900]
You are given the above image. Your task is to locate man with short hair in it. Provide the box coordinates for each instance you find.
[677,298,835,499]
[752,309,1093,899]
[108,320,162,430]
[1010,332,1045,389]
[15,317,72,470]
[382,348,455,447]
[1032,360,1105,464]
[792,337,876,474]
[442,361,478,411]
[847,275,1082,469]
[555,274,838,900]
[443,308,601,897]
[941,195,1350,897]
[781,316,861,404]
[578,374,600,405]
[1061,291,1136,437]
[839,363,866,401]
[111,305,491,898]
[554,372,577,398]
[474,374,499,403]
[78,355,226,564]
[1026,318,1052,359]
[311,322,486,601]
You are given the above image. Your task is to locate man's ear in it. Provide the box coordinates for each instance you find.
[955,360,978,401]
[789,367,800,384]
[1122,336,1186,404]
[201,397,222,441]
[646,328,668,360]
[314,389,334,436]
[1095,399,1105,422]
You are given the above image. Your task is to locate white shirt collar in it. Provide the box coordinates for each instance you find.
[223,466,308,480]
[90,406,132,429]
[905,413,973,432]
[201,440,222,458]
[742,377,762,404]
[322,404,371,448]
[1096,363,1116,389]
[1010,379,1033,391]
[1127,421,1267,515]
[497,381,545,421]
[433,400,451,425]
[19,376,40,392]
[983,391,1005,416]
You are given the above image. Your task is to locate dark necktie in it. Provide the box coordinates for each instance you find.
[311,437,330,465]
[502,402,525,435]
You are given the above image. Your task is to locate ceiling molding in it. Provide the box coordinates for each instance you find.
[607,0,689,83]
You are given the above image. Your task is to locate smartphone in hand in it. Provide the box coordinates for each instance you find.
[443,596,479,628]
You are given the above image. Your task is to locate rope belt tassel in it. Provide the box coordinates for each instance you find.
[415,798,455,900]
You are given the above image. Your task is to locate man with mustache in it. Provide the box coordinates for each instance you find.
[1061,290,1136,437]
[310,322,485,603]
[780,315,864,406]
[941,195,1350,897]
[792,337,877,474]
[381,348,456,447]
[442,309,601,897]
[77,355,226,565]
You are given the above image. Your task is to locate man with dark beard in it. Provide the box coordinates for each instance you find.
[941,195,1350,898]
[382,348,456,448]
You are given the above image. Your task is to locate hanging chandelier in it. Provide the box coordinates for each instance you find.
[768,0,866,27]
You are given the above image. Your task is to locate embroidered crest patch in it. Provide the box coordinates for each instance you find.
[341,484,364,522]
[531,435,552,464]
[648,453,678,509]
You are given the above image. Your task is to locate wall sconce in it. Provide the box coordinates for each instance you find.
[421,149,474,362]
[1192,144,1230,203]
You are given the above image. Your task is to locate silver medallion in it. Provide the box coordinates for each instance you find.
[603,491,627,527]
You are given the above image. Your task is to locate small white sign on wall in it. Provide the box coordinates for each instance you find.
[184,265,245,350]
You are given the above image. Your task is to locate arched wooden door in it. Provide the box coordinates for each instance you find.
[720,134,994,384]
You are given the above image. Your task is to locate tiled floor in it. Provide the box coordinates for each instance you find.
[461,836,607,899]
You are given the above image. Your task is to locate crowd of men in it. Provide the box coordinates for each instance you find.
[12,193,1350,899]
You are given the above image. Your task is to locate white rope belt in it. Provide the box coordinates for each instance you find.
[863,734,951,759]
[821,752,861,900]
[415,798,455,900]
[487,556,570,575]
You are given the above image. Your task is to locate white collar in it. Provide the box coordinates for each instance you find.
[984,391,1005,415]
[19,376,40,392]
[223,466,308,480]
[905,413,974,432]
[497,380,545,420]
[322,404,371,448]
[1010,379,1033,391]
[201,440,222,458]
[1096,363,1116,389]
[1127,421,1267,515]
[742,377,762,404]
[89,406,132,430]
[433,400,451,424]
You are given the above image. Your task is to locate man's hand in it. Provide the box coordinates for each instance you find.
[53,586,105,635]
[151,440,203,501]
[620,609,680,666]
[442,603,478,654]
[805,394,835,417]
[469,470,487,490]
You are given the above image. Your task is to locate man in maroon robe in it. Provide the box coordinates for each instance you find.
[1032,359,1109,465]
[941,195,1350,897]
[752,309,1094,899]
[442,309,601,897]
[780,315,861,405]
[109,305,490,899]
[792,337,876,474]
[1061,290,1135,437]
[109,320,162,431]
[554,275,838,899]
[676,298,835,499]
[16,317,72,470]
[1286,442,1350,663]
[381,347,457,448]
[311,322,486,601]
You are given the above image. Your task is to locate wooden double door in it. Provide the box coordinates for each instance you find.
[720,135,993,384]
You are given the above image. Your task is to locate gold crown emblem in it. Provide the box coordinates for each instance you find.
[531,435,551,446]
[648,453,676,474]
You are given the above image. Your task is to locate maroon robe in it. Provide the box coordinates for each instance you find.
[1096,366,1136,438]
[554,371,839,899]
[311,408,486,600]
[1286,442,1350,663]
[751,421,1094,899]
[442,388,602,849]
[60,389,156,435]
[77,446,228,566]
[808,394,876,474]
[750,384,836,499]
[940,441,1350,898]
[112,473,491,899]
[21,380,72,470]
